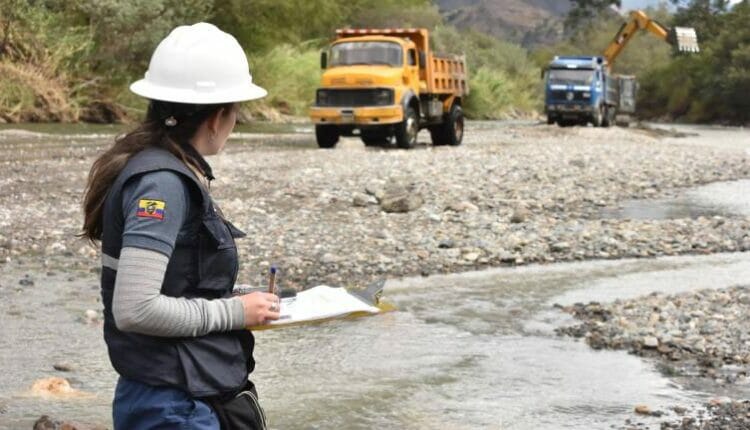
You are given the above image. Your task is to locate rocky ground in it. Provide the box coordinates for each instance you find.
[557,287,750,429]
[1,122,749,428]
[1,122,750,291]
[557,287,750,382]
[618,400,750,429]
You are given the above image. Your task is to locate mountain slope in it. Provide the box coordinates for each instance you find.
[436,0,573,46]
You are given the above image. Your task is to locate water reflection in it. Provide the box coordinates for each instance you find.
[600,180,750,220]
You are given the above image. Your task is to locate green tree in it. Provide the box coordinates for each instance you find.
[565,0,622,32]
[68,0,213,81]
[670,0,730,44]
[639,0,750,123]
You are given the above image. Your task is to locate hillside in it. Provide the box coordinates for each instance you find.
[436,0,573,46]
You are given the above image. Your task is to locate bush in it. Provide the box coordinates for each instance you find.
[432,26,541,117]
[250,44,322,117]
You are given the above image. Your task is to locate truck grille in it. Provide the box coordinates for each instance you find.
[316,89,394,107]
[550,90,588,102]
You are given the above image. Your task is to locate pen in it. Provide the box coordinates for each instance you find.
[268,266,277,295]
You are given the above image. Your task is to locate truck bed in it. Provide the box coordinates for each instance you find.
[426,54,468,96]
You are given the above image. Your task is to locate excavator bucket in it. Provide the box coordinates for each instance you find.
[670,27,700,53]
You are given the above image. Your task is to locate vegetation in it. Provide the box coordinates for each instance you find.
[541,0,749,124]
[638,0,750,123]
[0,0,746,123]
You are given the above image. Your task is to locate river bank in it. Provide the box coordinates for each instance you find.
[557,286,750,429]
[1,121,749,428]
[1,122,749,290]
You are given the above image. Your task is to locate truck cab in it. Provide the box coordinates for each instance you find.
[314,34,419,130]
[544,56,615,127]
[310,28,468,149]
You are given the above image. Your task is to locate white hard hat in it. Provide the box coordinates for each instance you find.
[130,22,267,104]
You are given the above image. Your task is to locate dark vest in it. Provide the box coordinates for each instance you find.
[100,147,254,398]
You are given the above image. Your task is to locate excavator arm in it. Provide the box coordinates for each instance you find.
[603,10,699,68]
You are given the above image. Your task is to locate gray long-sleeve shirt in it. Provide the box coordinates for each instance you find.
[111,171,244,337]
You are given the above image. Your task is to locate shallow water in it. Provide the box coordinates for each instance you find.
[601,179,750,220]
[4,253,750,429]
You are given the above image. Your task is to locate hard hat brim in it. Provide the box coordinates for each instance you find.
[130,79,268,104]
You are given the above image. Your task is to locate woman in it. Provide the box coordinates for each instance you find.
[81,23,278,429]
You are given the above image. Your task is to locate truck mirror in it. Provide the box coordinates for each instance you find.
[540,67,547,80]
[320,52,328,69]
[419,51,426,68]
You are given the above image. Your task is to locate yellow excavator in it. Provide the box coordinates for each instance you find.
[543,10,699,127]
[604,9,700,67]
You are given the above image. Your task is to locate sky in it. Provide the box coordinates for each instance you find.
[621,0,671,8]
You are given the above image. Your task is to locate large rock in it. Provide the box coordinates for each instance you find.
[447,201,479,213]
[643,336,659,348]
[510,206,530,223]
[33,415,106,430]
[379,185,423,213]
[352,192,376,207]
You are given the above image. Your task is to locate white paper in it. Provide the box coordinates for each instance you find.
[270,285,380,326]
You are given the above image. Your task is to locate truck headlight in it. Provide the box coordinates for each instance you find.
[317,90,329,106]
[374,89,393,106]
[582,92,591,98]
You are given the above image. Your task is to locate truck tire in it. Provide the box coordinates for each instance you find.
[395,107,419,149]
[430,104,464,146]
[602,107,615,128]
[315,125,339,148]
[547,116,555,125]
[592,105,604,128]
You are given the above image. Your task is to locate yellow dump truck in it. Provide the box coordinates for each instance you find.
[310,28,469,149]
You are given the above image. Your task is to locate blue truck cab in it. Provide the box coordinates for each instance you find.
[543,56,617,127]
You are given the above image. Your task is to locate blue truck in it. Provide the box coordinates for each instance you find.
[543,56,623,127]
[543,11,699,128]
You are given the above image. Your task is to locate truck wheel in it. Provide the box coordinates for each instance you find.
[592,105,604,128]
[547,116,555,125]
[430,104,464,146]
[602,107,613,128]
[395,107,419,149]
[315,125,339,148]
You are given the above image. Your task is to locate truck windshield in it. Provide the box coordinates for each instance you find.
[548,69,595,86]
[330,42,403,67]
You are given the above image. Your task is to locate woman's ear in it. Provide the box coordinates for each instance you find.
[206,108,225,134]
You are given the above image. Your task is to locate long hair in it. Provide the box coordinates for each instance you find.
[81,100,234,242]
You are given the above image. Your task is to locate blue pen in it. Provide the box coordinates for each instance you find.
[268,266,277,295]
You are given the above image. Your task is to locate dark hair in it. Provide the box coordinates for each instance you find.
[81,100,234,242]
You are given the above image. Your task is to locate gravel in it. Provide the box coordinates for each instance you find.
[2,122,750,428]
[660,400,750,429]
[1,122,750,290]
[557,286,750,430]
[556,286,750,383]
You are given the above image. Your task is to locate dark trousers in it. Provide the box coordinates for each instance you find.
[113,376,220,430]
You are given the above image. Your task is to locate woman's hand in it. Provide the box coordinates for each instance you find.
[237,292,280,326]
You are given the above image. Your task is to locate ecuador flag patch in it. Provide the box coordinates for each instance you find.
[137,199,165,220]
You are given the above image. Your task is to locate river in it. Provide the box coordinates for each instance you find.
[0,122,748,429]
